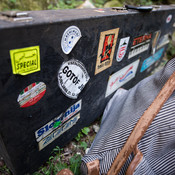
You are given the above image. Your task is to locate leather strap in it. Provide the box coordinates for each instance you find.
[126,146,143,175]
[87,159,100,175]
[107,71,175,175]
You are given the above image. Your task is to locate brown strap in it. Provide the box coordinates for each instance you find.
[107,71,175,175]
[87,159,100,175]
[56,168,74,175]
[126,146,143,175]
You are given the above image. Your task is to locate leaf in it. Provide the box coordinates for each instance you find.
[80,141,88,151]
[75,132,83,141]
[81,127,90,135]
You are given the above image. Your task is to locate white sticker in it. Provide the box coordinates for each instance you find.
[35,99,82,142]
[38,113,80,151]
[58,59,90,99]
[166,14,172,23]
[116,37,130,62]
[105,59,140,97]
[61,26,81,54]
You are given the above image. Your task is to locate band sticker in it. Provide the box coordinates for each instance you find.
[152,30,161,55]
[157,34,169,49]
[95,28,119,75]
[61,26,81,54]
[128,33,152,59]
[35,99,82,142]
[17,82,46,108]
[38,113,80,151]
[10,46,40,75]
[166,14,172,23]
[105,59,140,97]
[140,48,164,72]
[116,37,130,62]
[58,59,90,99]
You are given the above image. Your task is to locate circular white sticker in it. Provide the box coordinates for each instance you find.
[58,59,90,99]
[166,14,172,23]
[61,26,82,54]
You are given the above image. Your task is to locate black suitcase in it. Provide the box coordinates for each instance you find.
[0,5,175,174]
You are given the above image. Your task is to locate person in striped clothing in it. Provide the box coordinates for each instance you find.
[81,58,175,175]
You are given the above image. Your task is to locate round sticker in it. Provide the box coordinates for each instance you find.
[17,82,46,108]
[166,14,172,23]
[58,59,90,99]
[61,26,82,54]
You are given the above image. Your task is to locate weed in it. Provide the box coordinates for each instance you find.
[69,154,82,175]
[75,127,90,141]
[80,141,88,151]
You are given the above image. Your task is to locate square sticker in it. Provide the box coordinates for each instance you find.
[10,46,40,75]
[95,28,119,75]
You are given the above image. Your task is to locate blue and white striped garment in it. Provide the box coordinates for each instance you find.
[81,58,175,175]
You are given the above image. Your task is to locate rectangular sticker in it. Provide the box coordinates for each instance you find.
[152,30,161,54]
[140,48,164,72]
[35,99,82,142]
[95,28,119,75]
[10,46,40,75]
[156,34,169,50]
[105,59,140,97]
[128,33,152,59]
[38,113,80,151]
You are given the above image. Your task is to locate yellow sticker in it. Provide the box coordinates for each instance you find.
[95,28,119,75]
[10,46,40,75]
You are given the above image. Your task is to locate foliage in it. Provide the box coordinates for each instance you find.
[69,154,82,175]
[33,146,68,175]
[0,0,173,12]
[0,165,12,175]
[75,127,90,141]
[80,141,88,151]
[0,0,83,11]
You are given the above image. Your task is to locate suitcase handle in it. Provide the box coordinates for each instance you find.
[125,5,153,12]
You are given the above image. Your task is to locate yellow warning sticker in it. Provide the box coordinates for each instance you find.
[10,46,40,75]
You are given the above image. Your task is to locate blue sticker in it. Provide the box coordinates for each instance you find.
[140,48,164,72]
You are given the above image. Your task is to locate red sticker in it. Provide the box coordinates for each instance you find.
[100,34,115,63]
[17,82,46,108]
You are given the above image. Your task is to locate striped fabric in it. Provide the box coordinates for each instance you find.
[81,58,175,175]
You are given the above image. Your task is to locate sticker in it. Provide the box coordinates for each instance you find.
[61,26,81,54]
[35,99,82,142]
[10,46,40,75]
[116,37,130,62]
[157,34,169,49]
[17,82,46,108]
[38,113,80,151]
[140,48,164,72]
[152,30,161,54]
[128,33,152,59]
[105,59,139,97]
[58,59,90,99]
[95,28,119,75]
[166,14,172,23]
[94,9,105,13]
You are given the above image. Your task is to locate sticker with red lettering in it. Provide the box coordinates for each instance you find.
[128,33,152,59]
[95,28,119,75]
[166,14,172,23]
[116,37,130,62]
[105,59,140,97]
[17,82,46,108]
[58,59,90,99]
